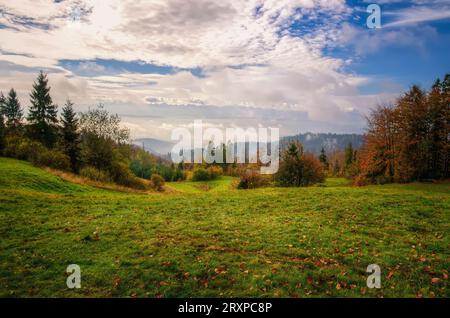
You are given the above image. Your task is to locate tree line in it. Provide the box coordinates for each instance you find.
[354,74,449,184]
[0,71,183,190]
[1,71,447,189]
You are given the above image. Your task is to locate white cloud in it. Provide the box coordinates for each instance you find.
[0,0,425,136]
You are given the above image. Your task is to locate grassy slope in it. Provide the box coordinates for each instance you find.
[0,157,448,298]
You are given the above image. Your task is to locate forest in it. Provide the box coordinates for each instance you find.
[1,71,448,191]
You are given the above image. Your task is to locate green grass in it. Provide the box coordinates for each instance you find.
[0,157,448,298]
[167,176,235,194]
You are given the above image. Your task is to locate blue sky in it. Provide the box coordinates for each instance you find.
[0,0,449,139]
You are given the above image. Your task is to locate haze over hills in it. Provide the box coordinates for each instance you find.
[133,133,365,157]
[133,138,176,157]
[281,133,365,154]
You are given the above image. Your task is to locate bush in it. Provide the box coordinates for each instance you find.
[207,166,223,179]
[151,173,165,191]
[3,136,71,171]
[276,142,325,187]
[80,166,112,183]
[192,167,210,181]
[110,161,147,190]
[237,170,270,189]
[35,149,71,171]
[4,136,45,162]
[302,154,326,185]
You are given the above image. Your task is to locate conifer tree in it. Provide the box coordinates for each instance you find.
[28,71,58,147]
[60,99,80,172]
[344,143,354,167]
[319,147,328,169]
[3,88,23,134]
[0,97,5,152]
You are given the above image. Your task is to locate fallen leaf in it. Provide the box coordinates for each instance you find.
[387,271,394,280]
[431,277,440,284]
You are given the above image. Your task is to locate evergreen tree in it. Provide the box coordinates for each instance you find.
[0,92,5,112]
[60,99,80,172]
[27,71,58,147]
[0,98,5,152]
[3,88,23,134]
[319,147,328,168]
[344,143,354,167]
[276,142,303,187]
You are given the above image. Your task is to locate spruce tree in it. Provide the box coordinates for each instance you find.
[60,99,80,172]
[344,143,354,167]
[0,106,5,153]
[319,147,328,168]
[3,88,23,134]
[0,92,5,113]
[28,71,58,147]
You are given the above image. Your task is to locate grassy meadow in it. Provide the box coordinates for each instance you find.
[0,157,448,298]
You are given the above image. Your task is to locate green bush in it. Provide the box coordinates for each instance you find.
[34,149,71,171]
[3,136,70,171]
[110,161,147,190]
[80,166,112,183]
[192,167,210,181]
[4,136,45,162]
[151,173,165,191]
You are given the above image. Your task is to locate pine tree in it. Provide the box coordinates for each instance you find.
[0,95,5,152]
[60,99,80,172]
[344,143,354,167]
[0,92,5,112]
[3,88,23,134]
[319,147,328,169]
[28,71,58,147]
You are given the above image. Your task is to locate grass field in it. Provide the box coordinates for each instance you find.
[0,157,448,298]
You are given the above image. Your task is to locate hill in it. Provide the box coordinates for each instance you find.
[133,133,364,159]
[0,157,448,298]
[281,133,365,154]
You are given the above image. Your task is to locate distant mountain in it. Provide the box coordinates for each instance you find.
[134,133,365,159]
[132,138,175,156]
[281,133,364,154]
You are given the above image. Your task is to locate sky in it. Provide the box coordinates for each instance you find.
[0,0,449,140]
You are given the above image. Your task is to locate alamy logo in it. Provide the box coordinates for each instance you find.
[170,120,280,174]
[367,4,381,29]
[366,264,381,289]
[66,264,81,289]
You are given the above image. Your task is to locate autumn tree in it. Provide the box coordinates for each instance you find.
[357,74,450,184]
[27,71,58,147]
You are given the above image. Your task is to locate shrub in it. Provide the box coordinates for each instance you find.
[237,170,270,189]
[80,166,112,183]
[207,166,223,179]
[110,161,147,190]
[192,167,210,181]
[4,136,44,161]
[151,173,165,191]
[35,149,71,171]
[172,168,186,181]
[276,142,325,187]
[302,154,326,185]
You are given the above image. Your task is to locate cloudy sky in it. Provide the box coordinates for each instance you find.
[0,0,449,140]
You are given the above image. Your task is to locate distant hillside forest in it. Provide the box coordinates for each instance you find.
[281,133,364,155]
[135,134,365,158]
[1,71,448,189]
